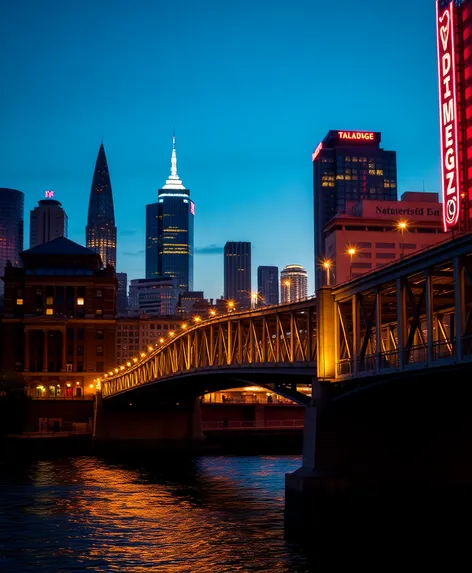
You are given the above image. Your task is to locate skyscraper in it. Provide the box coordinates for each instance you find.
[116,272,128,316]
[30,193,68,248]
[224,242,251,309]
[86,143,117,268]
[0,188,24,302]
[280,264,308,303]
[312,130,397,286]
[145,134,194,290]
[257,266,279,306]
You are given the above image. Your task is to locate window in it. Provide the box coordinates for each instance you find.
[46,296,54,305]
[352,262,372,269]
[46,309,53,315]
[376,242,395,249]
[77,297,84,306]
[96,289,103,298]
[377,253,395,259]
[357,242,372,248]
[403,243,417,249]
[96,309,103,316]
[96,346,104,357]
[16,298,23,305]
[77,346,84,356]
[96,329,104,340]
[96,362,104,372]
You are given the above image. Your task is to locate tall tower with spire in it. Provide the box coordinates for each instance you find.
[145,133,194,291]
[86,143,117,268]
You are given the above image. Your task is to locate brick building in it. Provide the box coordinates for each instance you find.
[0,237,117,399]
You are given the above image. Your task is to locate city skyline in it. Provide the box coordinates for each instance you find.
[1,0,441,298]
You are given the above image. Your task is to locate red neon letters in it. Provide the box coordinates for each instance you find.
[312,142,323,161]
[437,0,460,231]
[338,131,375,141]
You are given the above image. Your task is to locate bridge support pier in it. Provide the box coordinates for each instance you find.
[93,393,204,452]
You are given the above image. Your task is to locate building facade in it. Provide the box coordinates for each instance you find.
[115,315,183,365]
[257,266,279,306]
[0,237,117,399]
[224,241,251,309]
[145,135,194,290]
[0,188,24,303]
[128,277,178,316]
[116,272,128,316]
[86,143,117,268]
[30,196,68,248]
[313,130,397,286]
[323,193,446,284]
[280,264,308,303]
[436,0,472,232]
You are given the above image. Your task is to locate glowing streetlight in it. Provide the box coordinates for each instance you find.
[193,315,202,323]
[182,323,188,329]
[250,291,259,309]
[322,259,332,286]
[159,337,164,343]
[126,361,131,367]
[397,220,409,258]
[210,309,216,317]
[346,247,356,280]
[140,352,146,358]
[227,300,235,313]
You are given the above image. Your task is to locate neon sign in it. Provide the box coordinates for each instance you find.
[338,131,375,141]
[312,142,323,162]
[190,201,195,215]
[45,190,55,198]
[437,0,460,231]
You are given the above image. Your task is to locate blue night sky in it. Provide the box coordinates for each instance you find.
[1,0,439,299]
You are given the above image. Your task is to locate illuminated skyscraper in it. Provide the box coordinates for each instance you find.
[145,134,194,290]
[257,266,279,306]
[280,264,308,303]
[86,143,117,268]
[224,242,251,308]
[0,188,24,302]
[30,193,68,248]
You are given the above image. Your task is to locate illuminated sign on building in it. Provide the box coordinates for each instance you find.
[45,190,55,198]
[190,201,195,215]
[312,142,323,162]
[437,0,460,231]
[338,131,375,141]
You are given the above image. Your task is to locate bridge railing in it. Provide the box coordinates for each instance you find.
[202,419,304,430]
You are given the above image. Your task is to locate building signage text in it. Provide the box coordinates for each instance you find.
[436,0,460,231]
[375,206,441,217]
[338,131,375,141]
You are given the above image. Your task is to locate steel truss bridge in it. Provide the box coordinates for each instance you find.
[101,234,472,400]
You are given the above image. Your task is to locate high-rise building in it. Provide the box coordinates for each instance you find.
[116,272,128,316]
[30,193,68,248]
[129,277,179,316]
[436,0,472,232]
[86,143,117,268]
[145,134,194,290]
[312,130,397,286]
[0,188,24,302]
[257,266,279,306]
[224,241,251,309]
[280,264,308,303]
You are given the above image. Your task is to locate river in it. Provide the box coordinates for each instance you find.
[0,454,317,572]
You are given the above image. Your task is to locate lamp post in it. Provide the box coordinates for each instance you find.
[227,300,235,313]
[250,292,259,310]
[397,220,408,259]
[322,259,332,286]
[347,247,356,280]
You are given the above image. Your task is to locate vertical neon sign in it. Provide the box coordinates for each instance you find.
[437,0,461,231]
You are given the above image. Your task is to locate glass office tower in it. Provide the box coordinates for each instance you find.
[0,188,24,301]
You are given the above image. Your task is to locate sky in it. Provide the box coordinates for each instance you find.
[0,0,441,299]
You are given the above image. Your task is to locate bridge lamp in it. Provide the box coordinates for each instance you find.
[133,357,138,363]
[193,316,202,323]
[140,352,146,358]
[114,368,119,373]
[89,384,95,389]
[182,323,188,329]
[322,259,332,286]
[159,337,164,343]
[148,345,153,351]
[104,374,108,378]
[109,371,114,376]
[346,247,356,280]
[126,361,131,367]
[120,365,125,370]
[250,291,259,309]
[210,309,216,316]
[397,220,409,258]
[227,300,235,312]
[169,331,175,337]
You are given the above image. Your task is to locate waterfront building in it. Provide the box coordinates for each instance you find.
[0,188,24,304]
[128,277,178,316]
[86,143,117,268]
[280,265,308,303]
[224,241,251,309]
[312,130,397,286]
[257,266,279,306]
[178,291,205,316]
[30,193,68,248]
[322,192,446,284]
[436,0,472,232]
[145,134,194,290]
[0,236,117,399]
[116,272,128,316]
[115,314,183,365]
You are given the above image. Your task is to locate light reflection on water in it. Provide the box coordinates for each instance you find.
[0,455,312,572]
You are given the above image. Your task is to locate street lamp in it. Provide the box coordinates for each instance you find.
[397,220,408,258]
[322,259,332,286]
[250,291,259,309]
[347,247,356,280]
[227,300,235,313]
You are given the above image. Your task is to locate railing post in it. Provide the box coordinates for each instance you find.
[352,294,359,376]
[425,269,434,364]
[375,288,381,372]
[454,256,464,361]
[396,277,406,369]
[227,319,232,365]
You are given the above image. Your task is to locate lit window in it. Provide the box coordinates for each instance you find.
[46,296,53,305]
[16,298,23,305]
[46,309,53,315]
[376,169,384,176]
[77,297,84,306]
[96,309,103,315]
